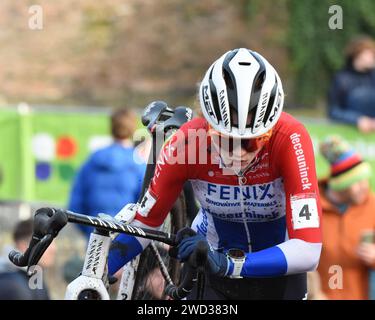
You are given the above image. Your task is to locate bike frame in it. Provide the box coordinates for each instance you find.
[65,229,112,300]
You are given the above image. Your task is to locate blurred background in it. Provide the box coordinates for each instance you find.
[1,0,375,299]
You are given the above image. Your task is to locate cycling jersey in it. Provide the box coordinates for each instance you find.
[108,112,322,278]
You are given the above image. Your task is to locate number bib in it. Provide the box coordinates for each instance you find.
[291,194,320,230]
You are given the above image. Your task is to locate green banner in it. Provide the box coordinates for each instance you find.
[31,111,110,205]
[0,110,22,200]
[0,107,111,205]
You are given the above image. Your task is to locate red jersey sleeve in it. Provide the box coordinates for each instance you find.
[274,122,322,243]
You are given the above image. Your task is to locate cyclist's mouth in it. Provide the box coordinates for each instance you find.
[219,153,258,170]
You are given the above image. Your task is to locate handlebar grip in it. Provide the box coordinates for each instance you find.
[8,236,40,267]
[8,250,27,267]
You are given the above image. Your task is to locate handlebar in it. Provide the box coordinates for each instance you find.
[9,207,208,299]
[9,207,180,272]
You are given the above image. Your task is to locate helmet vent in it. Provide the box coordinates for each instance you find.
[238,62,251,66]
[254,71,266,91]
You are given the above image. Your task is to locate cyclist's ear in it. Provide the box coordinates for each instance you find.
[168,227,197,258]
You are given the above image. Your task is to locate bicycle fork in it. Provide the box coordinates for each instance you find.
[65,230,112,300]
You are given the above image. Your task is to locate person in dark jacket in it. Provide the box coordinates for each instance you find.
[328,36,375,133]
[0,219,55,299]
[68,109,146,239]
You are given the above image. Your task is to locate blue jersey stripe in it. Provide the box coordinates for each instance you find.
[242,246,288,277]
[211,216,250,252]
[210,215,286,253]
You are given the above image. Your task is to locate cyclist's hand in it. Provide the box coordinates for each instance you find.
[175,228,230,277]
[169,227,196,258]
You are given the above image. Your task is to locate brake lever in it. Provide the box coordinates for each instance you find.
[26,234,54,275]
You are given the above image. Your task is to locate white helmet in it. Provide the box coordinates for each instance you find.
[199,48,284,139]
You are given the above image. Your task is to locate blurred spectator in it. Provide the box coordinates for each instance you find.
[316,136,375,299]
[328,36,375,133]
[68,108,146,239]
[0,219,56,300]
[62,254,84,284]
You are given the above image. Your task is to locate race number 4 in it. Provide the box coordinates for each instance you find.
[291,194,319,230]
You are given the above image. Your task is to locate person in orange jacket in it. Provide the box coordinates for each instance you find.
[316,135,375,299]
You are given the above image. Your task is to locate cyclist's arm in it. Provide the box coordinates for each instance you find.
[239,124,322,278]
[108,131,189,275]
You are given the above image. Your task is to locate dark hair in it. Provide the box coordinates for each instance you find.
[13,219,33,243]
[345,35,375,67]
[111,109,137,140]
